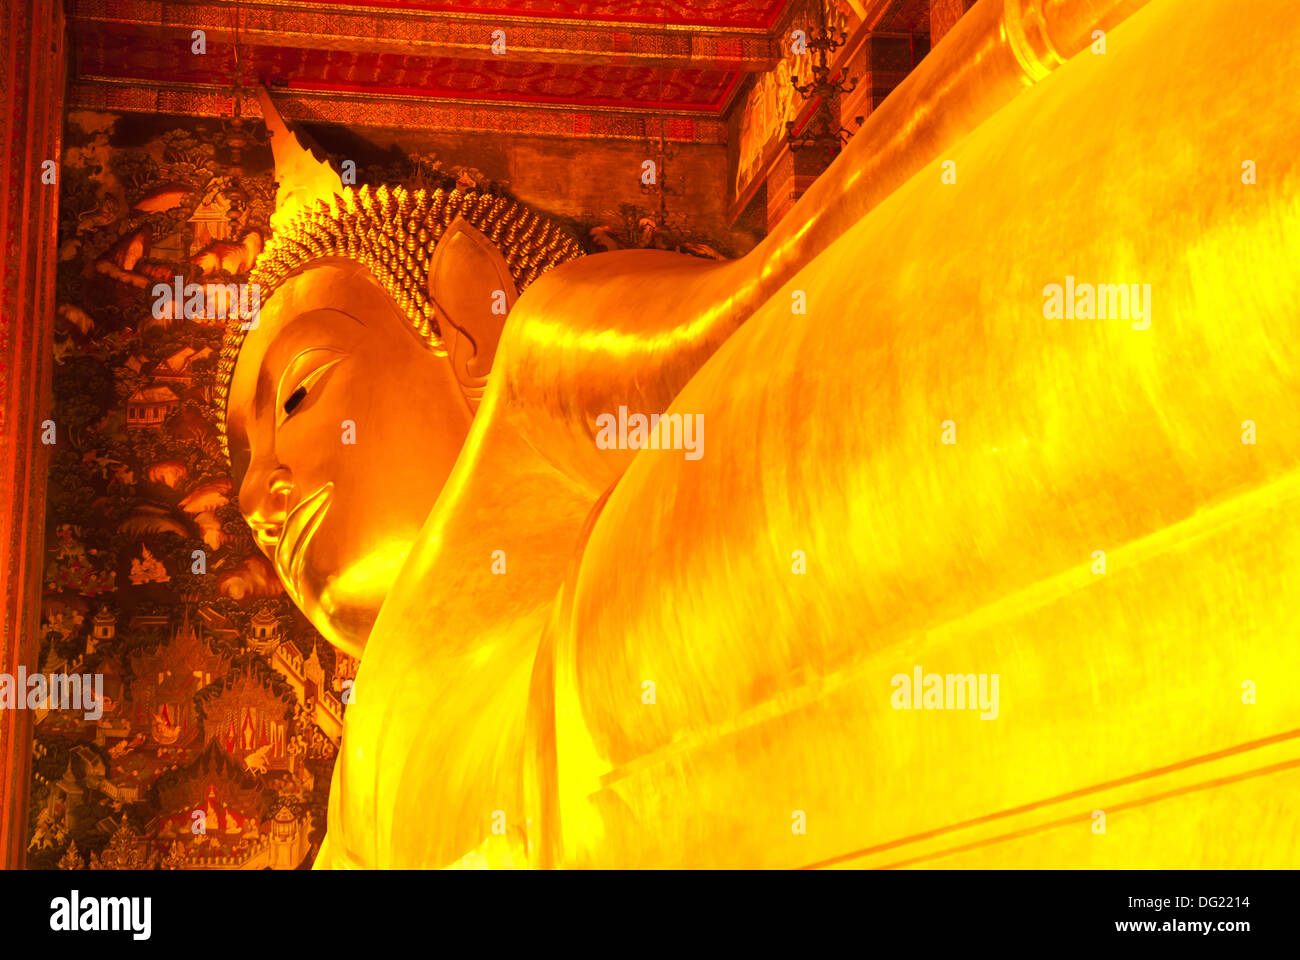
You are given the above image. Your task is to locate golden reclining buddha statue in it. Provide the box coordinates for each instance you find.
[218,0,1300,868]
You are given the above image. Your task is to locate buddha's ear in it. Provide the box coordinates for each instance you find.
[426,217,518,397]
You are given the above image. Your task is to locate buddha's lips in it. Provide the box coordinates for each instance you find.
[275,482,333,604]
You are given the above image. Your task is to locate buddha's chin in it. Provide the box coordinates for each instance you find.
[308,542,415,662]
[305,603,373,661]
[289,578,379,659]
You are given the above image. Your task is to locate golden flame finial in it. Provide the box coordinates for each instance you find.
[255,86,344,235]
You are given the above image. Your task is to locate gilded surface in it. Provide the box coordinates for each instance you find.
[224,0,1300,867]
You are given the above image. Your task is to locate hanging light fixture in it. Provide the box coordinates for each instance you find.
[639,0,683,240]
[785,0,864,161]
[222,0,260,166]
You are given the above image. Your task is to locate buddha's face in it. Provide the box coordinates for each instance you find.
[227,259,472,658]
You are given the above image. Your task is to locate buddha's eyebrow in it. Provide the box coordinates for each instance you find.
[251,305,367,402]
[314,306,367,328]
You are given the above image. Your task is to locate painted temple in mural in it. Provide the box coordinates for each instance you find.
[29,600,344,868]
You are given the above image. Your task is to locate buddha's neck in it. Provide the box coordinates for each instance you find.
[335,382,601,867]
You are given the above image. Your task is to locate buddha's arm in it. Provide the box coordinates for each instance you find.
[530,0,1300,867]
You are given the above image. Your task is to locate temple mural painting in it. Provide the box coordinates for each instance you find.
[30,110,338,869]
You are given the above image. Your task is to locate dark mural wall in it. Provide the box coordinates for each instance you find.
[31,108,752,869]
[29,109,333,870]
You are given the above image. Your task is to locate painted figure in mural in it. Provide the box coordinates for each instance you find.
[222,0,1300,868]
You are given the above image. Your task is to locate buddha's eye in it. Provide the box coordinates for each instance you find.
[283,385,308,417]
[276,350,346,428]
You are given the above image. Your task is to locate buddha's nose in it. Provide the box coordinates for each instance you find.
[243,466,294,553]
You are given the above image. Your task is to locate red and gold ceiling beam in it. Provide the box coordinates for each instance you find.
[66,78,732,144]
[66,0,780,72]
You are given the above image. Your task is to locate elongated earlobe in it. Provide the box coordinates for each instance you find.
[427,217,518,407]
